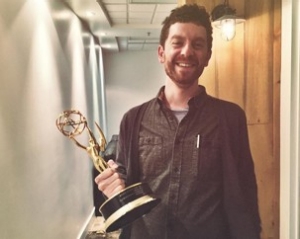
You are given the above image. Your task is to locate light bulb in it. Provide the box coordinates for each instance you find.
[220,18,236,41]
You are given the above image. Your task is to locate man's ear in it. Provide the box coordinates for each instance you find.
[204,50,212,67]
[157,45,165,63]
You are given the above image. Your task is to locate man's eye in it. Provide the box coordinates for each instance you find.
[172,41,182,46]
[194,43,203,49]
[194,42,205,49]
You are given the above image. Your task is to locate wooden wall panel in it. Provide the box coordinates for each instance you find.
[179,0,280,239]
[249,124,276,239]
[215,23,245,108]
[272,0,281,236]
[244,1,280,238]
[245,1,274,124]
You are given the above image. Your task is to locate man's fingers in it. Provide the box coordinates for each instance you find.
[94,167,114,184]
[107,159,118,170]
[94,160,125,198]
[103,178,125,197]
[95,168,124,197]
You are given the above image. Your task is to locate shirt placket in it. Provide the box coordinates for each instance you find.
[166,112,187,217]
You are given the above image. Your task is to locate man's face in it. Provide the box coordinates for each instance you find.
[158,22,211,88]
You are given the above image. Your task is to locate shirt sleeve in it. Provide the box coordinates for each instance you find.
[115,112,130,183]
[220,101,261,239]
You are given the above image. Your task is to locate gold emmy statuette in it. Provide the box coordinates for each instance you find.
[56,110,160,232]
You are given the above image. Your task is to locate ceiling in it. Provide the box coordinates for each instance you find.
[66,0,178,51]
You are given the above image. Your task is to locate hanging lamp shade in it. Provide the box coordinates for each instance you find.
[211,3,245,41]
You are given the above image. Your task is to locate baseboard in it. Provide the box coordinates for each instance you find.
[77,207,96,239]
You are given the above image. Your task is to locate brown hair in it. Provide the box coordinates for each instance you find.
[160,4,213,52]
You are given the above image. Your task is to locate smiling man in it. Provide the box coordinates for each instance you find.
[95,4,261,239]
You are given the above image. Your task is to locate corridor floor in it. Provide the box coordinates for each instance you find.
[85,217,120,239]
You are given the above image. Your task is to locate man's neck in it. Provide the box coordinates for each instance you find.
[163,80,200,110]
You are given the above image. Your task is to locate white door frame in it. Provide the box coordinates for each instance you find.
[280,0,300,238]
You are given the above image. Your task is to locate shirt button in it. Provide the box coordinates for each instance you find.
[174,167,179,173]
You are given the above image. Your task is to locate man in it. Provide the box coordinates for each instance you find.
[95,4,261,239]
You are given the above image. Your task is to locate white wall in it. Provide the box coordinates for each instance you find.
[280,0,300,238]
[103,50,165,139]
[0,1,104,238]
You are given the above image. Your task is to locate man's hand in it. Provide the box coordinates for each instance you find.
[94,160,125,198]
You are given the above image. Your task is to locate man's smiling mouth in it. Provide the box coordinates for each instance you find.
[176,62,196,68]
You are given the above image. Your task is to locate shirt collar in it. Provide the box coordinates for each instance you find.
[156,85,209,109]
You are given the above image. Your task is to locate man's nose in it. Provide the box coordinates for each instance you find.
[181,43,194,56]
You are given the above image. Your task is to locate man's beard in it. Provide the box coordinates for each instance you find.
[164,61,204,87]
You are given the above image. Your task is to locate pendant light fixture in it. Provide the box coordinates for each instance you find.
[211,0,245,41]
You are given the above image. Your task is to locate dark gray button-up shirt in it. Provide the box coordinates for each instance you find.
[130,86,228,239]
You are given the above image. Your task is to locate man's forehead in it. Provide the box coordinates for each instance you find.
[168,23,207,37]
[169,22,206,30]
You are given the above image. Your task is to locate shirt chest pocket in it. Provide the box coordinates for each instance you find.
[190,137,222,181]
[138,136,164,179]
